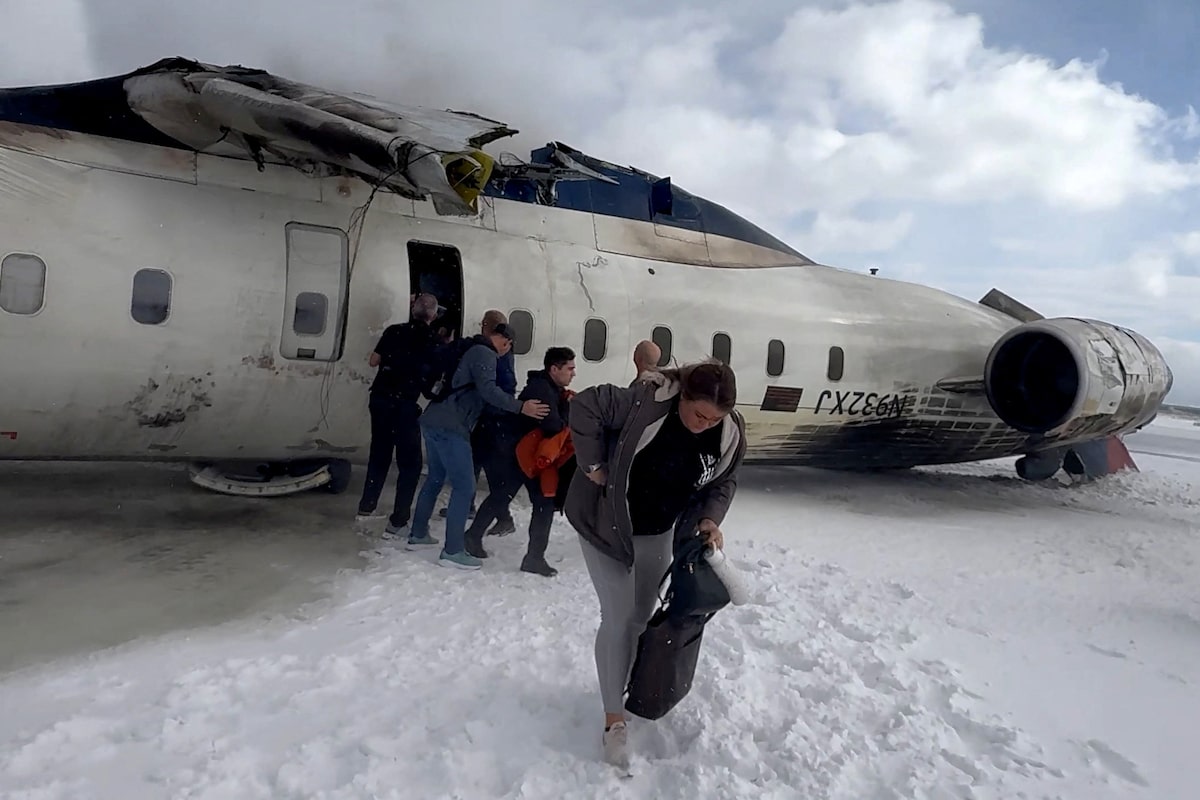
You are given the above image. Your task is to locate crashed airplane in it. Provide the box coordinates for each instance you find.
[0,57,1174,495]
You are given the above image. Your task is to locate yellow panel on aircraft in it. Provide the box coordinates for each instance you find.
[441,149,495,214]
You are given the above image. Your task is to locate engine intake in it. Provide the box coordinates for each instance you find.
[984,318,1173,436]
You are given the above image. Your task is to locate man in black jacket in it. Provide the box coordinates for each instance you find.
[355,293,443,534]
[464,346,577,576]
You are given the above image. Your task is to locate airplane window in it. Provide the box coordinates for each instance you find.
[0,253,46,315]
[651,325,672,366]
[583,317,607,361]
[508,309,534,355]
[130,268,172,325]
[712,332,731,365]
[293,291,328,336]
[828,346,845,381]
[767,338,785,376]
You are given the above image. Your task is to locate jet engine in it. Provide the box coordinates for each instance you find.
[983,318,1173,438]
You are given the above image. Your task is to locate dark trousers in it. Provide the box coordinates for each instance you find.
[467,446,568,564]
[471,415,514,525]
[357,393,423,527]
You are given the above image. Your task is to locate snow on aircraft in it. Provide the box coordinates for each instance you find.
[0,57,1174,496]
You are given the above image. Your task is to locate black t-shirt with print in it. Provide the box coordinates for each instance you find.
[626,398,724,537]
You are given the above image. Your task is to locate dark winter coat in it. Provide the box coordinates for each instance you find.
[480,349,518,422]
[517,369,572,437]
[420,336,522,438]
[564,372,746,569]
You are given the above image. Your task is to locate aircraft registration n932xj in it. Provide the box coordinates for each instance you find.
[0,57,1174,496]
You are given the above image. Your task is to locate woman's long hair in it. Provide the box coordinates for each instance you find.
[659,359,737,413]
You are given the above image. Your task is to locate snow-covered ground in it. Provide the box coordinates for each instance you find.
[1,418,1198,799]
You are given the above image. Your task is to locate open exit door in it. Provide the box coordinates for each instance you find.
[407,240,465,341]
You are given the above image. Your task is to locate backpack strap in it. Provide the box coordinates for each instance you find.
[427,338,480,402]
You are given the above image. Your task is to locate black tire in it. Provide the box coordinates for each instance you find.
[325,459,353,494]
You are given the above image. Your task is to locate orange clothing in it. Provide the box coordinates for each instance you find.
[516,427,576,497]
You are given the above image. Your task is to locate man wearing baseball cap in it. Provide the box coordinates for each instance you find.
[405,319,549,569]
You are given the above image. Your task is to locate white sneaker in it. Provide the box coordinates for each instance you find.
[382,522,409,539]
[602,721,630,770]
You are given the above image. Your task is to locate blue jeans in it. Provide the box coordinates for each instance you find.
[410,425,476,555]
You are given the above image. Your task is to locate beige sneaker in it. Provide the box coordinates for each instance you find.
[602,721,630,770]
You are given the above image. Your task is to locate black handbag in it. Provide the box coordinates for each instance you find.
[624,535,729,720]
[666,534,732,620]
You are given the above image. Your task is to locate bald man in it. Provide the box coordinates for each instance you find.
[631,339,661,385]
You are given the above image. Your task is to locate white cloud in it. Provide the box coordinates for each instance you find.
[924,255,1200,339]
[0,0,95,85]
[1121,249,1175,299]
[1104,233,1200,316]
[807,211,916,254]
[1174,231,1200,260]
[992,238,1044,255]
[756,0,1200,212]
[1159,339,1200,406]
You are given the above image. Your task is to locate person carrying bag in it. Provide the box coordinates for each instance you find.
[564,360,747,770]
[625,533,750,721]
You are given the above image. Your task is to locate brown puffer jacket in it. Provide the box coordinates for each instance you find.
[564,372,747,569]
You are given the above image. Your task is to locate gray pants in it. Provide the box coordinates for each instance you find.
[579,532,674,715]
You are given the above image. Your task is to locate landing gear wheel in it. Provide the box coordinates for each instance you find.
[1015,450,1064,482]
[324,459,352,494]
[188,459,333,497]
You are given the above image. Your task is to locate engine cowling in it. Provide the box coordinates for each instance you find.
[983,318,1173,437]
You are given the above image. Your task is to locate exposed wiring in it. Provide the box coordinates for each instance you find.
[311,141,452,431]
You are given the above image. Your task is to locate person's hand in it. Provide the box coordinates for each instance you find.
[585,467,607,486]
[698,518,724,551]
[521,399,550,419]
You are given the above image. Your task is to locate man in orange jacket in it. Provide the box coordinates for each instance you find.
[464,346,578,576]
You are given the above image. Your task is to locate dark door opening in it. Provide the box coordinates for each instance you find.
[407,240,464,341]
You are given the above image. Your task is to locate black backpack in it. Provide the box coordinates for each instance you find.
[424,336,483,403]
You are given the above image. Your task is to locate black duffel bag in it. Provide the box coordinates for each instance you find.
[624,535,730,720]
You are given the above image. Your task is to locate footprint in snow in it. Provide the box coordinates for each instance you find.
[1085,644,1128,660]
[1085,739,1150,787]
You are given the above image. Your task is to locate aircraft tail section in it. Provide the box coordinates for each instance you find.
[978,287,1043,323]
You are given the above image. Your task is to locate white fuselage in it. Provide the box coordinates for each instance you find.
[0,122,1030,469]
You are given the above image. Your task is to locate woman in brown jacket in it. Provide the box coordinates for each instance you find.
[564,359,746,768]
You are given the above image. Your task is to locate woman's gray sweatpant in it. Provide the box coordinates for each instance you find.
[579,532,674,715]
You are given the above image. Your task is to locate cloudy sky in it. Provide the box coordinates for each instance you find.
[5,0,1199,404]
